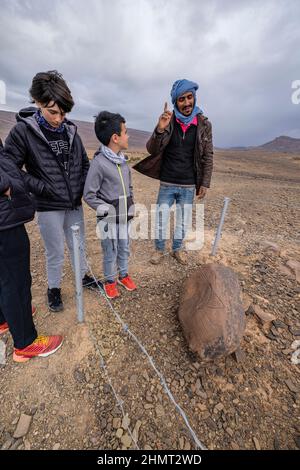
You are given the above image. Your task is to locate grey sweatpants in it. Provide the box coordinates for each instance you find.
[37,206,88,289]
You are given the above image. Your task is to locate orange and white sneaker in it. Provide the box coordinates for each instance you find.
[118,275,137,291]
[0,305,38,336]
[103,282,120,299]
[13,334,63,363]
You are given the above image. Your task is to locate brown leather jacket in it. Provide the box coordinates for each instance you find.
[133,113,213,193]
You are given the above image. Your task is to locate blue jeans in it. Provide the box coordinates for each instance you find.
[99,222,130,282]
[155,185,195,252]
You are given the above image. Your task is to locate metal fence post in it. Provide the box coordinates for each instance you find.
[71,224,84,322]
[211,197,230,256]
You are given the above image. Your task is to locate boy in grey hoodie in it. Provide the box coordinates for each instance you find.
[83,111,137,299]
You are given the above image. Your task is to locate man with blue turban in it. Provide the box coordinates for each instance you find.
[133,79,213,265]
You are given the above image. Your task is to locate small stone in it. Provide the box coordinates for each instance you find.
[142,371,150,381]
[231,442,240,450]
[10,438,23,451]
[155,404,165,417]
[1,437,14,450]
[179,437,184,449]
[253,437,261,450]
[253,305,276,325]
[13,414,32,438]
[273,320,287,329]
[0,340,6,365]
[198,403,207,412]
[113,418,121,429]
[121,433,132,448]
[260,241,280,254]
[289,327,300,337]
[121,414,130,430]
[214,403,224,413]
[273,436,280,450]
[232,348,246,363]
[24,439,31,450]
[54,429,60,437]
[281,349,292,355]
[226,427,234,437]
[285,380,299,393]
[294,435,300,449]
[53,443,60,450]
[184,441,191,450]
[144,404,153,410]
[116,428,123,439]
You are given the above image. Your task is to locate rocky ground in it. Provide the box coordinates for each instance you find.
[0,149,299,450]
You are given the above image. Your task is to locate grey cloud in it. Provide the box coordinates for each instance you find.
[0,0,299,146]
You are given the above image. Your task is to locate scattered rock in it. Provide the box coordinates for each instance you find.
[226,427,234,437]
[232,347,246,363]
[113,418,121,429]
[294,435,300,450]
[260,241,280,254]
[121,433,132,448]
[253,305,276,325]
[13,414,32,439]
[231,442,240,450]
[116,428,123,439]
[286,260,300,281]
[73,368,86,383]
[121,414,130,430]
[197,403,207,412]
[285,380,299,394]
[253,437,261,450]
[273,435,280,450]
[155,404,165,418]
[10,438,23,450]
[289,327,300,337]
[1,436,14,450]
[214,403,224,413]
[53,443,60,450]
[0,340,6,365]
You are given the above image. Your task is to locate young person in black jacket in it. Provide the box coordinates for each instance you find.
[0,139,63,362]
[4,71,99,312]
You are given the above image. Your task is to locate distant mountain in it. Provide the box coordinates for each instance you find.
[227,136,300,153]
[0,109,151,152]
[256,135,300,153]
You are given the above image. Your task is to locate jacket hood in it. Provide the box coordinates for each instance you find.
[16,106,77,129]
[93,146,129,163]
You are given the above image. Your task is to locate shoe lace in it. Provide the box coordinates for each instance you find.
[34,335,49,346]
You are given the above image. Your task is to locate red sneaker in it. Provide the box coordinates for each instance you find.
[118,275,137,291]
[104,282,120,299]
[13,334,63,363]
[0,305,37,336]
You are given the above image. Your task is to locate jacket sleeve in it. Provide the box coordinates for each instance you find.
[83,159,110,214]
[80,138,90,181]
[4,124,28,168]
[201,121,214,188]
[146,127,167,155]
[0,168,10,195]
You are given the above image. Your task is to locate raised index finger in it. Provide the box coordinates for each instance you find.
[164,102,168,112]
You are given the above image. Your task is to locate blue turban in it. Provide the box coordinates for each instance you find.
[170,79,203,124]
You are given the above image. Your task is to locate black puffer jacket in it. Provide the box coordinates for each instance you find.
[0,146,35,231]
[4,107,90,211]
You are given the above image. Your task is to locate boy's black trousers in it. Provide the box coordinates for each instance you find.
[0,225,37,349]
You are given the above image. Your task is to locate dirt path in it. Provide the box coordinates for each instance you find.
[0,151,299,450]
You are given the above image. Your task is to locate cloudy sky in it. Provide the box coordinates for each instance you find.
[0,0,299,146]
